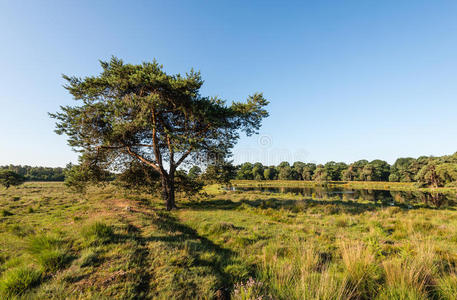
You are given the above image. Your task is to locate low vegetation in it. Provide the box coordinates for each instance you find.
[1,182,457,299]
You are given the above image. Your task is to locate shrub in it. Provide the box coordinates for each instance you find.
[0,266,42,297]
[81,222,114,245]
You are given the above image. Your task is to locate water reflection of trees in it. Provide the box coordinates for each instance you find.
[390,191,450,207]
[234,186,453,208]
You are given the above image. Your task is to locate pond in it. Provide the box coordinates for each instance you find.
[229,186,457,207]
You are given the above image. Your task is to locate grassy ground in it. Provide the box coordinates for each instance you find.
[231,180,457,193]
[1,182,457,299]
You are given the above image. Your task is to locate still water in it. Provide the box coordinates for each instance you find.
[230,186,456,207]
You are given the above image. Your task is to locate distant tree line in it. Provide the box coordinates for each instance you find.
[3,152,457,189]
[0,165,65,181]
[231,152,457,188]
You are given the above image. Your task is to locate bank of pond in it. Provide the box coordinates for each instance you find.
[228,184,457,208]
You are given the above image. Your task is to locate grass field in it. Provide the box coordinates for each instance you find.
[1,182,457,299]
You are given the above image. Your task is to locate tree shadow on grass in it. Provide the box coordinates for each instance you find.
[136,210,253,299]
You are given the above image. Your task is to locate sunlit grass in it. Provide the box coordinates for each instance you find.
[0,182,456,298]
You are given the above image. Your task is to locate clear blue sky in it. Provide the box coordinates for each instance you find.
[1,0,457,167]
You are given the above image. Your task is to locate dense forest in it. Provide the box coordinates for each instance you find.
[0,165,65,181]
[233,152,457,188]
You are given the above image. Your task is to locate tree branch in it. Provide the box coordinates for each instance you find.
[126,146,162,174]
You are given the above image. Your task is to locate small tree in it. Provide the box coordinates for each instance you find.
[0,170,25,189]
[202,161,237,184]
[51,57,268,210]
[187,166,202,180]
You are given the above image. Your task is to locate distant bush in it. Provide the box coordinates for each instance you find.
[0,170,25,189]
[81,222,114,245]
[0,266,42,297]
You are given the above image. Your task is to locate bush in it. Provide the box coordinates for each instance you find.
[0,266,42,297]
[0,170,25,189]
[81,222,114,245]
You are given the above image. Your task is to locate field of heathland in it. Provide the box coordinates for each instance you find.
[1,182,457,299]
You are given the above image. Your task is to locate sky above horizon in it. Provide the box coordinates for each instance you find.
[1,0,457,167]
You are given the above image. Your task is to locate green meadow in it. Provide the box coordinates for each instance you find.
[1,182,457,299]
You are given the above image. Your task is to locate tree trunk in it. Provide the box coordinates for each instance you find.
[161,173,176,211]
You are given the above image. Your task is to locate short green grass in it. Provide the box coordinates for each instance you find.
[0,182,457,299]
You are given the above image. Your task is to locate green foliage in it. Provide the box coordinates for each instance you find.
[202,161,237,184]
[0,170,25,189]
[187,166,202,180]
[174,170,205,197]
[263,167,278,180]
[50,57,269,209]
[115,161,161,194]
[236,162,254,180]
[0,165,65,181]
[234,151,457,187]
[0,266,42,297]
[64,162,112,193]
[313,164,329,181]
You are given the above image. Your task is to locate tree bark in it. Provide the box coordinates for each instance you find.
[161,173,176,211]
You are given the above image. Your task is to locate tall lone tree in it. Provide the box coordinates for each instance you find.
[51,57,269,210]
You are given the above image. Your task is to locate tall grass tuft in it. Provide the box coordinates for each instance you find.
[27,235,71,272]
[340,241,382,299]
[437,273,457,300]
[81,222,114,245]
[0,266,42,297]
[259,239,354,299]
